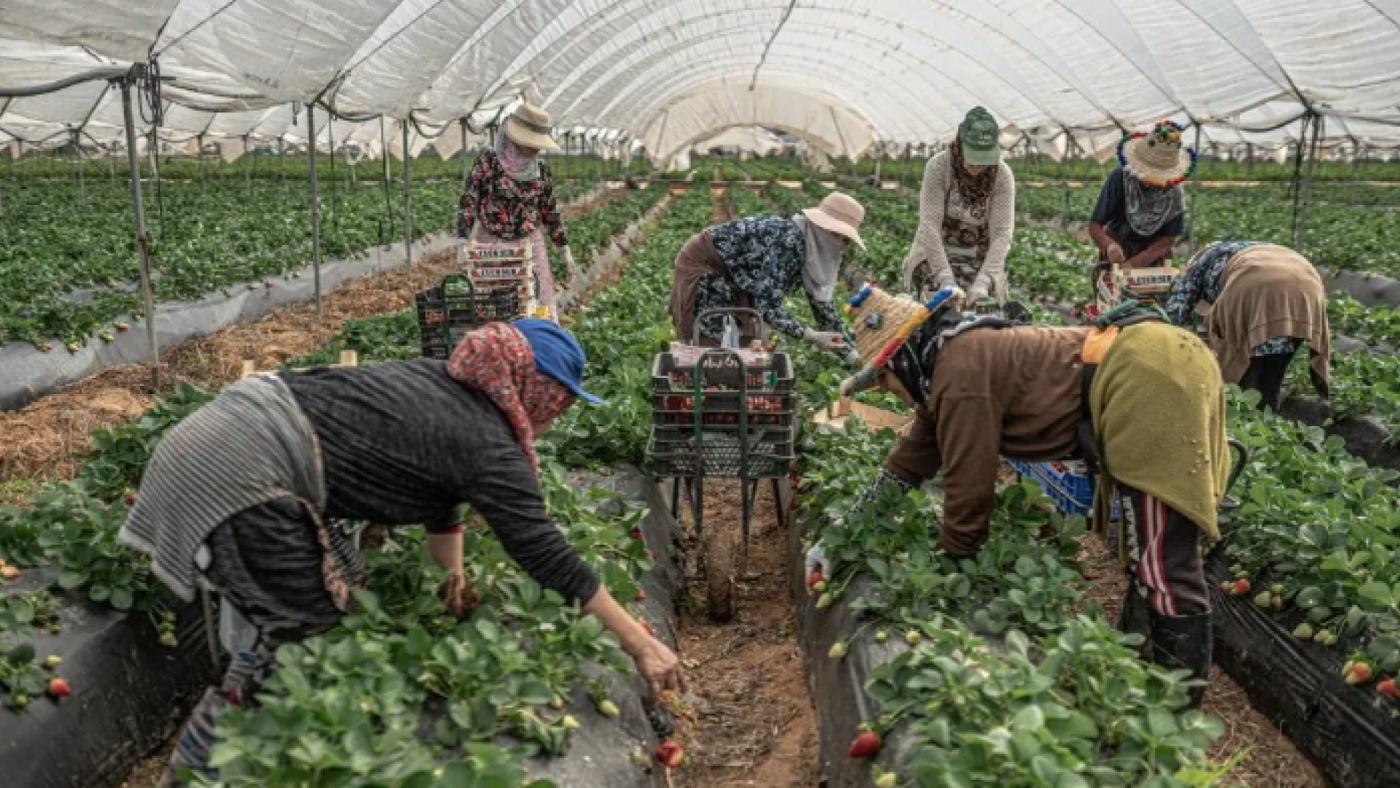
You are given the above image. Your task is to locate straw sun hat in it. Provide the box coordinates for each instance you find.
[503,103,559,152]
[845,284,963,369]
[1118,120,1197,187]
[803,192,867,250]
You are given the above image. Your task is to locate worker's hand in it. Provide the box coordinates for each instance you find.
[438,571,480,618]
[804,541,832,580]
[802,327,847,351]
[1106,243,1127,268]
[630,638,687,698]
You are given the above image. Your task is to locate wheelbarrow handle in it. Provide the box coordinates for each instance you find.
[1226,437,1249,496]
[694,307,767,345]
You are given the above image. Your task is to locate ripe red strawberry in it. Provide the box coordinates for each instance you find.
[636,589,647,602]
[629,528,643,540]
[1378,679,1399,699]
[848,731,881,758]
[124,492,137,506]
[47,678,71,698]
[41,342,53,352]
[1232,579,1250,596]
[641,621,655,637]
[655,740,684,768]
[806,570,824,590]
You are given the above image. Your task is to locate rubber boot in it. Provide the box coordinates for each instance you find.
[1116,580,1153,660]
[1149,611,1213,709]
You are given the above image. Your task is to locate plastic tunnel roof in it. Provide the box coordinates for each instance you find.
[1,0,1399,161]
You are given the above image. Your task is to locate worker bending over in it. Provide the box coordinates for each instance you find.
[807,286,1229,708]
[120,319,684,784]
[668,192,865,360]
[1165,241,1330,412]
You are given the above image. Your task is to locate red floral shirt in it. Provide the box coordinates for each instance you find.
[456,150,568,248]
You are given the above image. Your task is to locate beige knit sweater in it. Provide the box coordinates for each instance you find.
[900,151,1016,300]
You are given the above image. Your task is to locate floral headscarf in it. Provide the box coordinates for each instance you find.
[446,323,574,474]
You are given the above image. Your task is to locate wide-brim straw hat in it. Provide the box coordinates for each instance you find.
[504,103,559,152]
[845,284,963,369]
[802,192,866,250]
[1119,120,1197,187]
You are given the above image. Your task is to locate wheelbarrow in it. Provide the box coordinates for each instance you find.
[646,308,796,622]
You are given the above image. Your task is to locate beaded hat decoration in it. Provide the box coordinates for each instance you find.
[1118,120,1198,187]
[845,283,964,370]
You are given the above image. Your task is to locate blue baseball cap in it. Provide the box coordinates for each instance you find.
[512,318,605,405]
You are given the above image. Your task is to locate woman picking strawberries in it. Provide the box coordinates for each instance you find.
[458,102,577,321]
[119,319,684,785]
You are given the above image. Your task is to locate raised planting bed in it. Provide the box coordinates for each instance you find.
[1279,395,1400,475]
[1209,395,1400,785]
[0,233,455,412]
[1204,553,1400,788]
[0,567,221,788]
[785,407,1228,787]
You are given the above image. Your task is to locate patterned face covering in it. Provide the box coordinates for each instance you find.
[1123,170,1185,237]
[495,132,542,182]
[445,323,575,474]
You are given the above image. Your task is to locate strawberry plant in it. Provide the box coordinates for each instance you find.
[77,383,219,501]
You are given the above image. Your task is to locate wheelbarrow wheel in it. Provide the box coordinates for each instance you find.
[702,523,737,622]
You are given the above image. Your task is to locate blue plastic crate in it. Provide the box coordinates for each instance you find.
[1006,459,1120,521]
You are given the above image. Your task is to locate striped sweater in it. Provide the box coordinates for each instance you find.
[118,374,325,603]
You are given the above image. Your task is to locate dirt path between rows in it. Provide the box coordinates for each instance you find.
[667,184,820,788]
[673,480,819,788]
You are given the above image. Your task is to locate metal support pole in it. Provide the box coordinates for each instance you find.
[460,118,469,189]
[120,77,159,389]
[73,131,85,202]
[1186,123,1203,251]
[307,105,323,318]
[198,133,206,187]
[402,120,413,272]
[1295,116,1321,252]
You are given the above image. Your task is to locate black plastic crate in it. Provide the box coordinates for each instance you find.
[647,427,794,478]
[651,349,795,396]
[416,275,529,358]
[647,348,796,479]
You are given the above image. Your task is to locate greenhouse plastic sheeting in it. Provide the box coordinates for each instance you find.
[4,1,1400,160]
[0,234,454,412]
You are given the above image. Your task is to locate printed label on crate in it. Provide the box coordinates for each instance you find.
[467,240,532,262]
[469,265,529,282]
[669,344,770,369]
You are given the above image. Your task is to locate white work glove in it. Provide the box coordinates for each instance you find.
[843,348,863,368]
[804,541,832,580]
[802,327,846,351]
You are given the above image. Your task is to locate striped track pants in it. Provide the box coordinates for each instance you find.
[1119,485,1210,617]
